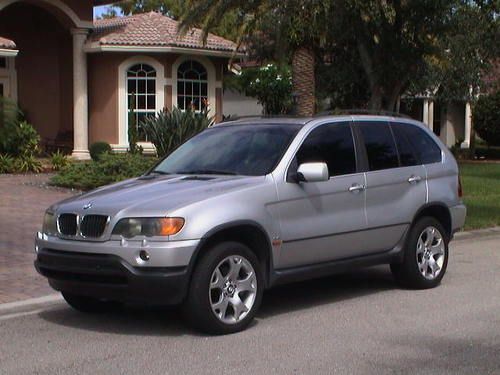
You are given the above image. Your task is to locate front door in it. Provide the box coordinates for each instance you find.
[274,121,368,269]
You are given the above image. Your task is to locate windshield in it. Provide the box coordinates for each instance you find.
[152,124,302,176]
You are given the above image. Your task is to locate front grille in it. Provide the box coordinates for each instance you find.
[58,214,77,236]
[80,215,109,238]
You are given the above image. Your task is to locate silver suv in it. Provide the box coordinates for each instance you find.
[35,115,466,334]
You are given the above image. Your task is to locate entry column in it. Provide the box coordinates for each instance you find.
[71,28,90,159]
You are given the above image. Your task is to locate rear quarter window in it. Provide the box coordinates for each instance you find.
[394,123,442,164]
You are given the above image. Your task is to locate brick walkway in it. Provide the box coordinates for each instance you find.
[0,174,76,304]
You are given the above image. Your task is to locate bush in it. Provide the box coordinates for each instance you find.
[0,120,40,157]
[141,107,213,158]
[0,154,16,173]
[89,142,112,161]
[15,154,43,173]
[50,153,158,190]
[227,63,293,115]
[50,150,70,171]
[473,91,500,146]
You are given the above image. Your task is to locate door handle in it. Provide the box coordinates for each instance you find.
[408,175,422,184]
[348,184,366,193]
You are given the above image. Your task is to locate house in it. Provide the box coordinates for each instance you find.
[399,97,473,148]
[0,0,244,158]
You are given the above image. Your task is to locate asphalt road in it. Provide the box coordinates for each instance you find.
[1,232,499,375]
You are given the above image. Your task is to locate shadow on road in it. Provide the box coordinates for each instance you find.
[38,265,397,336]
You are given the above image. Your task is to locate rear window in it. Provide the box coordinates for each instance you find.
[358,122,399,171]
[394,123,442,164]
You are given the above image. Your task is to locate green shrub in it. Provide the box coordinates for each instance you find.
[50,150,70,171]
[50,153,158,190]
[0,154,16,173]
[0,120,40,157]
[227,63,293,115]
[473,91,500,146]
[14,154,43,173]
[89,142,112,161]
[141,107,213,158]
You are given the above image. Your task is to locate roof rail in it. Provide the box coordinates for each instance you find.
[220,114,307,123]
[315,109,411,119]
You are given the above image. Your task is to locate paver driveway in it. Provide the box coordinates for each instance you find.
[0,174,76,303]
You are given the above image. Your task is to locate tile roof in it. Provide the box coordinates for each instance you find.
[90,12,238,53]
[0,37,16,50]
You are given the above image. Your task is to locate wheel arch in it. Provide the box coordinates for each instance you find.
[411,202,452,239]
[187,220,274,288]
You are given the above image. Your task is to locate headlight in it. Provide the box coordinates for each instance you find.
[42,211,57,235]
[112,217,185,238]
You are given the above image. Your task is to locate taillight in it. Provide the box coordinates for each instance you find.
[458,175,463,198]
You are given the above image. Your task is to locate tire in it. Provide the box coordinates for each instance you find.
[62,292,120,313]
[391,216,449,289]
[183,241,264,335]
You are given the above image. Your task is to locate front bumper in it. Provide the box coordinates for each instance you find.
[34,234,200,305]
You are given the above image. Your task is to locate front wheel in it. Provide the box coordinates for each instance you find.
[391,217,449,289]
[183,241,264,334]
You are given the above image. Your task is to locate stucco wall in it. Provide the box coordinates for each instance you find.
[0,3,73,141]
[223,89,263,118]
[440,102,465,147]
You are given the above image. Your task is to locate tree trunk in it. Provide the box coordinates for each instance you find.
[292,46,315,116]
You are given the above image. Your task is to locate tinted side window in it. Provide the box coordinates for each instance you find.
[358,122,399,171]
[296,122,356,177]
[395,123,442,164]
[391,123,419,167]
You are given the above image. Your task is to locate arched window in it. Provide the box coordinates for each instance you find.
[177,60,208,111]
[127,63,156,141]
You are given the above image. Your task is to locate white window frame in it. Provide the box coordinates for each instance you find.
[172,55,220,116]
[117,56,165,152]
[126,63,157,142]
[176,60,209,112]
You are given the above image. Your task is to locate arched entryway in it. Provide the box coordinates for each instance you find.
[0,0,91,158]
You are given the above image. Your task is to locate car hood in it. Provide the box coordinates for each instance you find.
[52,174,265,216]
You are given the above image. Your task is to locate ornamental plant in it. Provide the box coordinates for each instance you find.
[236,63,293,115]
[141,107,214,158]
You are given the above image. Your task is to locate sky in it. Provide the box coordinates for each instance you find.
[93,5,122,19]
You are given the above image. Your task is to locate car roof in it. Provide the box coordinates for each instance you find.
[215,114,421,128]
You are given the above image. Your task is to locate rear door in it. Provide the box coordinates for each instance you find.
[275,121,368,268]
[356,120,427,252]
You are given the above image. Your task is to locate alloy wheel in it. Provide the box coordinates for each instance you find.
[209,255,257,325]
[416,226,445,280]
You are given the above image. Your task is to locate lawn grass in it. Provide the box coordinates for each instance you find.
[459,163,500,230]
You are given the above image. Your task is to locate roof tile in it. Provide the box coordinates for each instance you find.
[91,12,238,53]
[0,37,16,50]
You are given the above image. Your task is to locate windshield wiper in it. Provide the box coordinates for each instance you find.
[176,169,238,176]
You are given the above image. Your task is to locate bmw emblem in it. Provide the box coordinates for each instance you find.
[83,202,93,210]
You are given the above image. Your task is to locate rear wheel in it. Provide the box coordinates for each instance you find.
[391,217,449,289]
[183,241,264,334]
[62,292,120,313]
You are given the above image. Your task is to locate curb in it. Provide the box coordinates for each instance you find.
[0,294,63,319]
[454,226,500,242]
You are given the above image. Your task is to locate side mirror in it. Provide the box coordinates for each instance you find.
[297,162,329,183]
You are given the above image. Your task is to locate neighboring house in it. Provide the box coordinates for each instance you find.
[0,0,243,158]
[399,97,473,148]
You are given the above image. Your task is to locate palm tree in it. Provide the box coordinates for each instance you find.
[179,0,333,116]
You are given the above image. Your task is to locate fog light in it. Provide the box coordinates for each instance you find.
[139,250,150,262]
